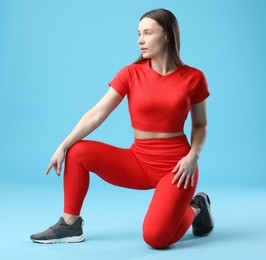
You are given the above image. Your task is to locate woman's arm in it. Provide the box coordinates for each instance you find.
[60,88,122,151]
[188,100,208,159]
[46,87,123,175]
[171,100,208,189]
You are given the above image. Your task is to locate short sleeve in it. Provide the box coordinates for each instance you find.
[108,66,130,98]
[191,71,210,104]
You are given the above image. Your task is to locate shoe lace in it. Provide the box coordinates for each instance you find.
[50,222,65,231]
[50,218,84,231]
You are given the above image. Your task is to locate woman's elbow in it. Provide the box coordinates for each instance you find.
[192,122,208,130]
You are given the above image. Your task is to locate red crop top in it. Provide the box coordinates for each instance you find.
[108,59,210,133]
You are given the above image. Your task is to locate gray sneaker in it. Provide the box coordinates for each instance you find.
[30,217,85,244]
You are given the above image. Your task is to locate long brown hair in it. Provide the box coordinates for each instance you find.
[135,8,183,66]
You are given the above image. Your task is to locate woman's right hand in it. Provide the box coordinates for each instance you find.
[44,88,122,176]
[45,145,66,176]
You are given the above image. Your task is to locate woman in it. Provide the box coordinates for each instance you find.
[30,8,214,249]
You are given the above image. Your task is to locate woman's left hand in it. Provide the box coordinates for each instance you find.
[171,154,198,189]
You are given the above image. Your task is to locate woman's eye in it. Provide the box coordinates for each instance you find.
[137,31,152,37]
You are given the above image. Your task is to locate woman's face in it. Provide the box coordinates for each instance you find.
[138,18,167,60]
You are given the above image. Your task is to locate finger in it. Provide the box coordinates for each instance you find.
[172,174,179,184]
[184,174,191,189]
[171,162,180,173]
[45,163,53,175]
[173,165,185,184]
[57,163,62,176]
[177,172,187,188]
[172,168,183,184]
[191,174,195,187]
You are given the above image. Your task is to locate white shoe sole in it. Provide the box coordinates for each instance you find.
[32,234,85,244]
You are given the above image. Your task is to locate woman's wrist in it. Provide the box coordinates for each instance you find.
[188,149,200,161]
[59,141,68,152]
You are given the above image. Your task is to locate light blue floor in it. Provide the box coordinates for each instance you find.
[0,178,265,260]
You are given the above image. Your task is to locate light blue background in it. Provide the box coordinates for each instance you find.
[1,0,265,188]
[1,1,266,259]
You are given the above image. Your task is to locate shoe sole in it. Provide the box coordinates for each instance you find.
[31,234,85,244]
[193,225,214,236]
[193,192,214,236]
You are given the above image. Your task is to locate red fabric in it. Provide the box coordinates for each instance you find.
[64,135,198,249]
[108,59,210,133]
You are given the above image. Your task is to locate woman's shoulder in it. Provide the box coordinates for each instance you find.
[181,64,205,79]
[123,60,148,71]
[181,64,205,77]
[117,60,149,80]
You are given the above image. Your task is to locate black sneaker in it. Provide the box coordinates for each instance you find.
[191,192,214,236]
[30,217,85,244]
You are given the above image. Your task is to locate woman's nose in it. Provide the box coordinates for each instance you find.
[138,35,144,45]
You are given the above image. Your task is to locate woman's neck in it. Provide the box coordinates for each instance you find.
[150,57,176,76]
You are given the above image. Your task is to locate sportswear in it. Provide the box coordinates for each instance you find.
[108,59,210,132]
[63,136,198,249]
[31,61,211,249]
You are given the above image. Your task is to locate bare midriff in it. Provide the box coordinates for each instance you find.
[133,128,184,139]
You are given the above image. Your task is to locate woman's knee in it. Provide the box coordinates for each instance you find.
[66,140,94,161]
[143,225,172,249]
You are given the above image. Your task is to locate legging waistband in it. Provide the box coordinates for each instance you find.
[131,134,190,157]
[133,134,188,145]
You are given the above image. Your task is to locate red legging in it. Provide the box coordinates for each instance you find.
[63,135,198,249]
